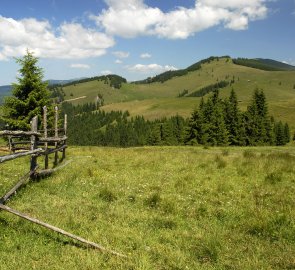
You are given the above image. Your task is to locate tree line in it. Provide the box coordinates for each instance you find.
[186,89,291,146]
[61,88,292,147]
[61,102,187,147]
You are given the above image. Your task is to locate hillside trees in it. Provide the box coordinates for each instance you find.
[244,89,274,145]
[185,90,229,146]
[1,50,52,129]
[185,88,290,146]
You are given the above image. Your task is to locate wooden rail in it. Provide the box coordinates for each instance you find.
[0,106,67,173]
[0,107,126,257]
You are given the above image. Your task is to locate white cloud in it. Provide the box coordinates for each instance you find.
[101,70,112,75]
[91,0,268,39]
[140,53,152,58]
[70,63,90,69]
[115,59,123,64]
[112,51,130,58]
[0,16,115,60]
[127,63,178,73]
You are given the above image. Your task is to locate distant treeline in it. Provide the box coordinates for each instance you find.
[61,102,187,147]
[232,58,295,71]
[61,88,293,147]
[186,80,229,97]
[57,74,127,89]
[134,56,231,84]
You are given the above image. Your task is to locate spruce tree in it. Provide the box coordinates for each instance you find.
[2,50,52,130]
[224,89,244,145]
[244,89,273,145]
[283,123,290,144]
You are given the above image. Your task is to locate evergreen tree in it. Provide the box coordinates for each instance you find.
[274,121,285,146]
[1,50,52,130]
[244,89,273,145]
[224,89,244,145]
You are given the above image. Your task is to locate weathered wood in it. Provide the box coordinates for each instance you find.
[0,204,127,258]
[30,116,38,175]
[0,149,43,163]
[39,136,67,143]
[54,106,59,165]
[62,114,67,160]
[0,168,38,204]
[43,106,49,169]
[10,141,31,145]
[33,159,72,179]
[0,130,41,137]
[40,145,67,155]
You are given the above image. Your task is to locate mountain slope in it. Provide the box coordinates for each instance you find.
[0,85,12,104]
[62,57,295,129]
[232,58,295,71]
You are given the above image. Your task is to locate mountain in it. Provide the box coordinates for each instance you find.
[61,56,295,130]
[232,58,295,71]
[255,58,295,70]
[0,78,85,103]
[0,85,12,104]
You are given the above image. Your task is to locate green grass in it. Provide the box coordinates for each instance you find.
[62,58,295,130]
[1,146,295,269]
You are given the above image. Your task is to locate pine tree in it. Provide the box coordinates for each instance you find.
[224,89,244,145]
[244,89,273,145]
[284,123,290,144]
[274,121,285,146]
[2,50,52,130]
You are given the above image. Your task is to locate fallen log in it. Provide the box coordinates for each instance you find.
[0,203,126,258]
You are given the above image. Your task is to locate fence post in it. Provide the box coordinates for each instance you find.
[43,106,49,169]
[62,114,67,160]
[30,116,38,175]
[54,106,58,166]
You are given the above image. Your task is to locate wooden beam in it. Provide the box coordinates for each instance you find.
[0,130,41,137]
[39,136,68,143]
[0,204,127,258]
[0,168,37,204]
[30,116,38,175]
[0,149,43,163]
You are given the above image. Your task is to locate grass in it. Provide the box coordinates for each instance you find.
[0,146,295,269]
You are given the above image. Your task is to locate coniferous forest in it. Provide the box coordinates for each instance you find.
[62,88,291,147]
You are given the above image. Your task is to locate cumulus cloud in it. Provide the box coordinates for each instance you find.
[115,59,123,64]
[140,53,152,58]
[127,63,178,73]
[101,70,112,75]
[112,51,130,58]
[70,63,90,69]
[92,0,268,39]
[0,16,115,60]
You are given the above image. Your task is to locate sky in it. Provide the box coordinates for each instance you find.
[0,0,294,85]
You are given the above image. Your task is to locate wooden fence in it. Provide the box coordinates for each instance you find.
[0,107,126,257]
[0,106,67,177]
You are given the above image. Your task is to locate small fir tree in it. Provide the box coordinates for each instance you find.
[2,50,52,130]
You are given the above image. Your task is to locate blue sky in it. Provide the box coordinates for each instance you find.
[0,0,294,85]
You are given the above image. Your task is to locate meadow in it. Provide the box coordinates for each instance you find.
[0,146,294,269]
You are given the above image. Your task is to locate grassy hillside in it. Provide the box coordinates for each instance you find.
[63,58,295,129]
[0,146,294,269]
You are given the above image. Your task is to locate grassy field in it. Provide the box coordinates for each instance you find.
[62,58,295,130]
[0,146,295,269]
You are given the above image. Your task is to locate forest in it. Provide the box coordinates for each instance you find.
[61,88,291,147]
